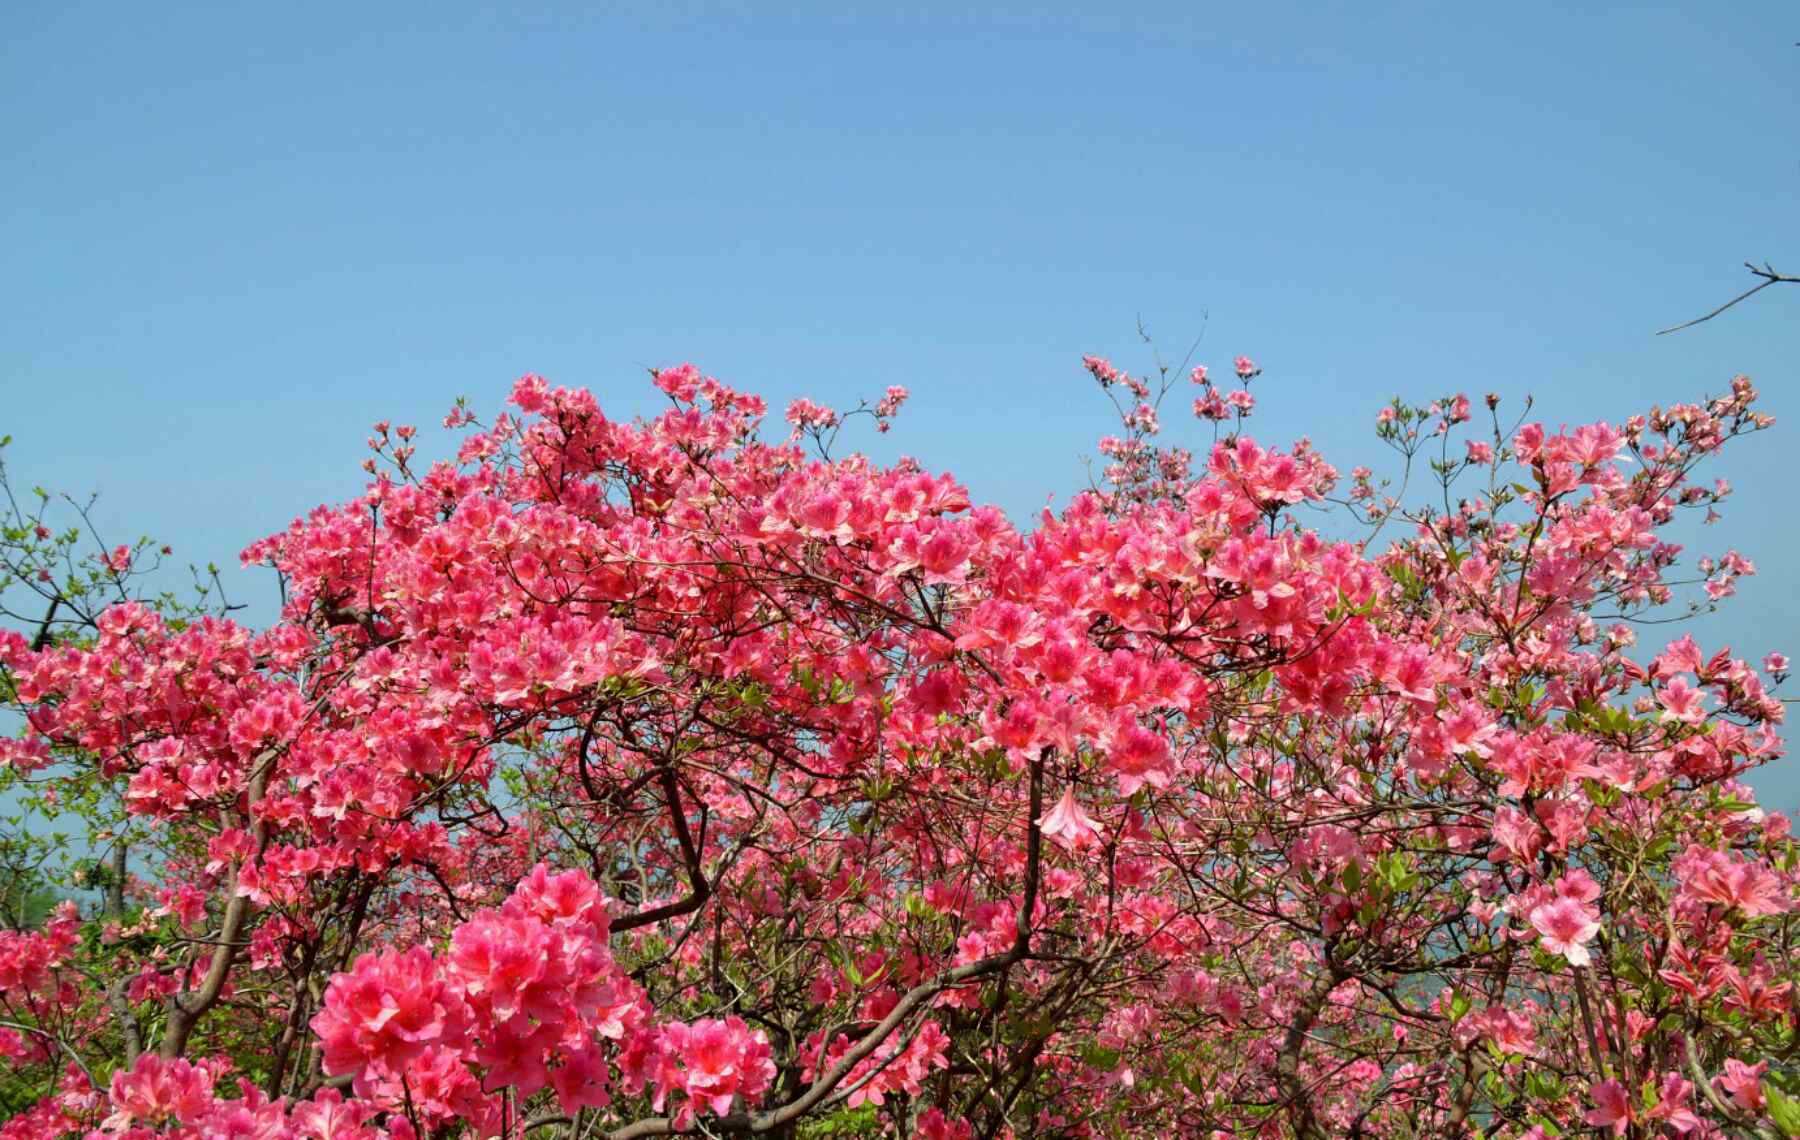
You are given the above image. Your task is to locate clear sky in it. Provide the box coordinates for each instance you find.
[4,3,1796,800]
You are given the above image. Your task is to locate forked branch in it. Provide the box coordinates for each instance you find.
[1658,261,1797,335]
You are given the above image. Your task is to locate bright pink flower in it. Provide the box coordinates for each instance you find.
[1649,1072,1702,1134]
[551,1043,612,1114]
[1673,845,1790,916]
[785,397,838,431]
[1036,786,1102,851]
[1583,1078,1633,1135]
[312,946,465,1077]
[653,362,703,402]
[1657,675,1706,725]
[103,1055,217,1131]
[1106,717,1173,796]
[663,1016,776,1116]
[1717,1058,1767,1112]
[1528,896,1601,966]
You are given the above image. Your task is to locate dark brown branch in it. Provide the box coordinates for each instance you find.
[30,596,60,650]
[612,766,712,933]
[604,749,1051,1138]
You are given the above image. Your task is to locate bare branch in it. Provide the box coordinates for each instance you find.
[1657,261,1798,335]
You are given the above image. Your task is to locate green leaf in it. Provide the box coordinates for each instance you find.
[1767,1083,1800,1138]
[1447,991,1471,1022]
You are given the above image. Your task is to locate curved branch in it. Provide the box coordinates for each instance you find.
[160,749,275,1058]
[606,749,1050,1138]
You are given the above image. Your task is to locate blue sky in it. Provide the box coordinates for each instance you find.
[3,2,1796,799]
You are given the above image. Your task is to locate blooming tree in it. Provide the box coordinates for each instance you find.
[0,357,1794,1139]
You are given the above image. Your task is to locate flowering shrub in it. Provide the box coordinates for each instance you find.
[0,356,1794,1138]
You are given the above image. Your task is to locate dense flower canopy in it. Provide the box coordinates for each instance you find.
[0,358,1793,1139]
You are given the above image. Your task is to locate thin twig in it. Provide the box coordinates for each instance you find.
[1657,261,1797,335]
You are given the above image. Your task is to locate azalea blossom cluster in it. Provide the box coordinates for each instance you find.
[308,863,772,1134]
[0,355,1793,1139]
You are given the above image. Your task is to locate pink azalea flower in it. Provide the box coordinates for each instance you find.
[1528,896,1600,966]
[1649,1072,1702,1134]
[1036,786,1101,850]
[1717,1058,1767,1112]
[1657,675,1707,725]
[1583,1079,1633,1135]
